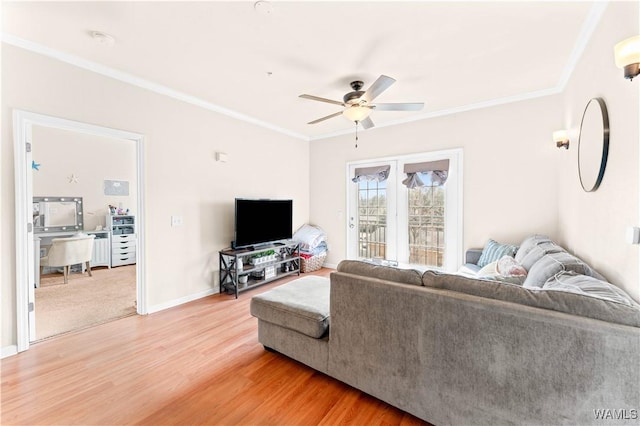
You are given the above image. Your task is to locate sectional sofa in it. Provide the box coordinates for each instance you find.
[250,236,640,425]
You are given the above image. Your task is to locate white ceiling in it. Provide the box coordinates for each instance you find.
[2,1,605,140]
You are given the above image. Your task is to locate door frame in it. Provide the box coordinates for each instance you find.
[13,110,147,352]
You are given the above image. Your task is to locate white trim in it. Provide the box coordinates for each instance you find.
[1,33,308,142]
[147,288,218,315]
[13,110,147,351]
[1,345,18,359]
[13,110,30,352]
[555,1,609,90]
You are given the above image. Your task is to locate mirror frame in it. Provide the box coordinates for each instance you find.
[577,97,609,192]
[33,196,83,233]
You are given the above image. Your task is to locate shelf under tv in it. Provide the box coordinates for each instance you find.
[218,241,300,298]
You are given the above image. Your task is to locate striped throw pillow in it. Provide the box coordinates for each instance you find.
[477,239,518,268]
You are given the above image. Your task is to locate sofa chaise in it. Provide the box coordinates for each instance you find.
[250,235,640,425]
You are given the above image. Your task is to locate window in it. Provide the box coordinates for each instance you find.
[357,178,387,259]
[347,149,462,272]
[408,181,445,267]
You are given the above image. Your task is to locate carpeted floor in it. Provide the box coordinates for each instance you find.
[36,265,137,341]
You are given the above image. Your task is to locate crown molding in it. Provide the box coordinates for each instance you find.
[0,33,309,142]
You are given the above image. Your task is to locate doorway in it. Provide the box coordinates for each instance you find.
[346,149,464,272]
[13,110,146,351]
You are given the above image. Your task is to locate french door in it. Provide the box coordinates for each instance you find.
[347,149,463,272]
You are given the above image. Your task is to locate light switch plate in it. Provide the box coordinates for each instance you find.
[171,215,184,227]
[625,226,640,244]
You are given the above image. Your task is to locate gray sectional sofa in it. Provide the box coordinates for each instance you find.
[250,236,640,425]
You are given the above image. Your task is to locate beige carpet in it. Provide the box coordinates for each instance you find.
[36,265,137,341]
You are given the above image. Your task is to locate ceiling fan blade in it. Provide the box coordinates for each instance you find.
[299,94,344,106]
[373,102,424,111]
[360,116,375,129]
[363,75,396,103]
[308,111,343,125]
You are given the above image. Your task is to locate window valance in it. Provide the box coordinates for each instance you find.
[402,159,450,188]
[352,165,391,183]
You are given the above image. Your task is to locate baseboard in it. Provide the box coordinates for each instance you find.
[324,262,338,270]
[1,345,18,359]
[147,287,218,314]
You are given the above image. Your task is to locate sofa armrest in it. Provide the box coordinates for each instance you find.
[465,248,483,265]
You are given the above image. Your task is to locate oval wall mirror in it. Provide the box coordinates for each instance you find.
[577,97,609,192]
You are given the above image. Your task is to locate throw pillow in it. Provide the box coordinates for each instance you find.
[514,235,552,264]
[477,261,498,276]
[477,239,518,268]
[519,241,565,271]
[523,252,599,289]
[496,255,527,277]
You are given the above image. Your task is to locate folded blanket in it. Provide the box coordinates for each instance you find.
[294,224,328,253]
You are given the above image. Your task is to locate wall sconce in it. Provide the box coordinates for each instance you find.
[553,130,570,149]
[614,35,640,81]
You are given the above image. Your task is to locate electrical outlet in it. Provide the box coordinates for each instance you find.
[171,215,184,227]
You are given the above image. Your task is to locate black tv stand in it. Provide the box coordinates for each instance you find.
[219,241,300,298]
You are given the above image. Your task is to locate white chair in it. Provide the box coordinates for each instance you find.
[40,234,95,284]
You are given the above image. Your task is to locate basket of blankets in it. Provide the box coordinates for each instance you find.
[293,224,328,273]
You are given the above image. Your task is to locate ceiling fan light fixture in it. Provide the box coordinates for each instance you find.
[343,105,371,122]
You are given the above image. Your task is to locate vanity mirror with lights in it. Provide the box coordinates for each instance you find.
[33,196,84,233]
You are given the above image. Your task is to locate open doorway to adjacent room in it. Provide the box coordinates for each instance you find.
[14,111,146,350]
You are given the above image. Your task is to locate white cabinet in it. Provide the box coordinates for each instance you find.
[107,215,136,267]
[90,231,111,268]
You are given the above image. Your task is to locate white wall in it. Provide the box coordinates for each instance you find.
[32,126,137,231]
[1,45,310,349]
[557,1,639,300]
[309,95,563,267]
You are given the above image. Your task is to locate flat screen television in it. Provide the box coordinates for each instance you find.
[233,198,293,249]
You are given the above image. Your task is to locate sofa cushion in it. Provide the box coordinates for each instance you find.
[519,241,566,271]
[422,270,640,327]
[515,235,554,263]
[543,271,639,307]
[477,239,518,268]
[336,260,422,286]
[250,276,330,338]
[523,252,597,289]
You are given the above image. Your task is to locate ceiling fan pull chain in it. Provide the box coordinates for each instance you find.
[355,121,359,148]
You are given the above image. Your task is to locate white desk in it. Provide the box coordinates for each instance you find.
[34,230,111,287]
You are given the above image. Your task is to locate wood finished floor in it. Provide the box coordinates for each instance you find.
[1,269,429,426]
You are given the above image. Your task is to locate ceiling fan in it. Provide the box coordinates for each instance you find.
[299,75,424,129]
